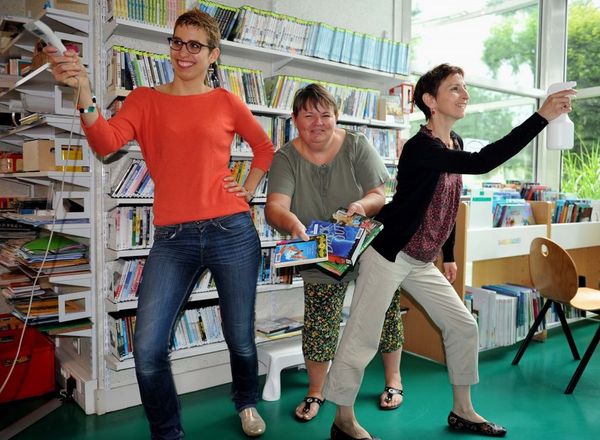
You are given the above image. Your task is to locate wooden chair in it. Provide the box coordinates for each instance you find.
[512,236,600,393]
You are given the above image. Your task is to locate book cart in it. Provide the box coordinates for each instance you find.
[400,200,600,364]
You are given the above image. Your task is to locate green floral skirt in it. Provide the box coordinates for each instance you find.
[302,282,405,362]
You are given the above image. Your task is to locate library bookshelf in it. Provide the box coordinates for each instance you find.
[0,2,95,413]
[400,200,600,364]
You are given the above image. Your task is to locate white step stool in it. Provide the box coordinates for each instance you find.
[257,338,305,401]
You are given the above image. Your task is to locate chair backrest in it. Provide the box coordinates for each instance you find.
[529,237,579,304]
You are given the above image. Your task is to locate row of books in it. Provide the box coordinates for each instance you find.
[110,158,154,198]
[111,46,174,91]
[553,199,594,223]
[106,206,155,251]
[106,258,145,302]
[104,246,299,305]
[110,46,389,123]
[465,284,543,350]
[265,76,380,120]
[199,1,410,75]
[103,203,281,252]
[228,159,254,188]
[107,261,217,303]
[465,284,585,350]
[111,0,186,29]
[232,117,401,160]
[250,204,287,242]
[339,124,401,161]
[258,248,296,285]
[107,302,225,360]
[214,65,268,107]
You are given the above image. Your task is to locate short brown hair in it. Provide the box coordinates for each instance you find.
[414,63,464,120]
[292,83,339,118]
[174,8,221,49]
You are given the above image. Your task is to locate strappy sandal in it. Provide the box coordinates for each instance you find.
[295,396,324,422]
[379,386,403,410]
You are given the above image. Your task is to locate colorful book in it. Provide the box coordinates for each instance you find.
[272,234,328,268]
[317,208,384,277]
[306,219,365,265]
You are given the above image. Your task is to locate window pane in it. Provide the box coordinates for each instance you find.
[412,0,539,88]
[561,97,600,199]
[567,1,600,89]
[409,87,537,186]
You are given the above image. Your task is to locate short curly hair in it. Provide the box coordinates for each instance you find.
[174,8,221,50]
[414,63,464,120]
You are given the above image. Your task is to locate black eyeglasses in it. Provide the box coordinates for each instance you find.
[168,37,214,54]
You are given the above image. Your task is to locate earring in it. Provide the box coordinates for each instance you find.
[431,109,436,116]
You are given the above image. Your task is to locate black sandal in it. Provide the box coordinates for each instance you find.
[379,386,403,410]
[295,396,324,422]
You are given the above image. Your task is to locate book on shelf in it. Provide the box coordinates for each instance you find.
[255,316,303,336]
[492,200,535,227]
[273,234,328,268]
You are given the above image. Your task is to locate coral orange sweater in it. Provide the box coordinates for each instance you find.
[83,87,274,225]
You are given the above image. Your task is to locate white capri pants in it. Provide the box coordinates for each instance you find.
[324,246,479,406]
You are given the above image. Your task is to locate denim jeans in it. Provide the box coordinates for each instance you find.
[133,212,261,440]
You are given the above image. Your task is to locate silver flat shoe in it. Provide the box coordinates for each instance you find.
[239,407,266,437]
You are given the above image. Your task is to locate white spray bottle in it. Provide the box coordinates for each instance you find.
[546,81,576,150]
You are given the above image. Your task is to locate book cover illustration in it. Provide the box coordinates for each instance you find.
[306,219,365,265]
[272,234,328,268]
[315,208,384,276]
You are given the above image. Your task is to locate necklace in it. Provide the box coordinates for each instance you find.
[425,124,453,149]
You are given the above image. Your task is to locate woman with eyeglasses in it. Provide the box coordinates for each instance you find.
[44,8,273,440]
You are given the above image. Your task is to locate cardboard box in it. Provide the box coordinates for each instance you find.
[23,140,55,171]
[0,326,55,403]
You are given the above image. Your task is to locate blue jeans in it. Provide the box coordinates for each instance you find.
[133,212,261,440]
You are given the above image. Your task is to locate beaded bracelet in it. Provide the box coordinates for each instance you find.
[79,96,97,114]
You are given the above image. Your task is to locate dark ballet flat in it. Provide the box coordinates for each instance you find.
[447,411,507,437]
[330,423,380,440]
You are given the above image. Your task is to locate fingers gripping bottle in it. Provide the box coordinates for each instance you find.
[546,81,576,150]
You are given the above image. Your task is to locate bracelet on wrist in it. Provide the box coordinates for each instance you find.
[78,96,97,114]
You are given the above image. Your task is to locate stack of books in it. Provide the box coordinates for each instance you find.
[272,208,384,277]
[15,235,89,277]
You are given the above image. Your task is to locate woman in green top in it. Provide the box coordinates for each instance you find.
[266,84,405,421]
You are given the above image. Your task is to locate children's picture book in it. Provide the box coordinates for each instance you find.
[272,234,328,268]
[316,208,384,277]
[307,219,365,265]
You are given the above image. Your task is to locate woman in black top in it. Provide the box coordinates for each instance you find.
[322,63,575,440]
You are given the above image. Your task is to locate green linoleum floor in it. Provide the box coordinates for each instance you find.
[2,319,599,439]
